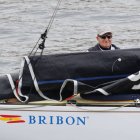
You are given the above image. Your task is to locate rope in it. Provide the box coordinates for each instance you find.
[29,0,63,56]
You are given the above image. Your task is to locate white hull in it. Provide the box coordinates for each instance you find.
[0,104,140,140]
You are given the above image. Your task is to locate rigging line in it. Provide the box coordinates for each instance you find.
[29,0,62,57]
[24,0,63,67]
[47,0,62,33]
[36,0,62,55]
[28,37,41,57]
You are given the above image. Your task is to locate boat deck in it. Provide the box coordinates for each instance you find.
[29,95,140,107]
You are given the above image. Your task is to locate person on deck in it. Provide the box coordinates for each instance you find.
[88,25,119,51]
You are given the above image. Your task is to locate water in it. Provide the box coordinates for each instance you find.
[0,0,140,74]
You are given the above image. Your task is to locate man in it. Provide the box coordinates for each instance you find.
[88,25,119,51]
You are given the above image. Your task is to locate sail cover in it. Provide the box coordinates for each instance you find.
[1,48,140,102]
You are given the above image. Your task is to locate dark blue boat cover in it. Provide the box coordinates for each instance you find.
[0,48,140,102]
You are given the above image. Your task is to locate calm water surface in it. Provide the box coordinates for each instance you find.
[0,0,140,74]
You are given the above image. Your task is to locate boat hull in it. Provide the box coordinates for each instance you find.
[0,104,140,140]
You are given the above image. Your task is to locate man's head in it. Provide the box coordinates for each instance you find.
[96,25,113,49]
